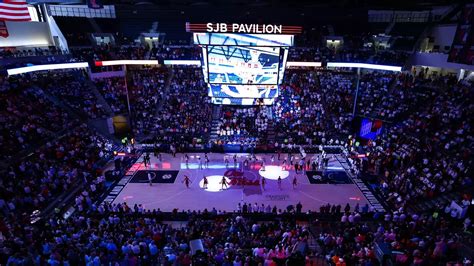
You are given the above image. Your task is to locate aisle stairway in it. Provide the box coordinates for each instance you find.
[209,105,222,142]
[266,120,276,144]
[308,224,328,265]
[84,79,115,116]
[265,108,276,144]
[155,67,173,116]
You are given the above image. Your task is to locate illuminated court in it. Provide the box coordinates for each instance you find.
[109,153,381,212]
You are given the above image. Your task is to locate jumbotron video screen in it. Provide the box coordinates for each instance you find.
[207,46,280,85]
[195,32,293,104]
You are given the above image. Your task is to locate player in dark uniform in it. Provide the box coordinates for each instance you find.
[292,175,298,189]
[203,175,208,189]
[182,175,191,188]
[220,176,229,190]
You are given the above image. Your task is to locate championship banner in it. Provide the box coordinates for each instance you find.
[87,0,103,9]
[0,21,8,38]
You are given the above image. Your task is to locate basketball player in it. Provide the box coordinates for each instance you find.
[278,176,282,190]
[203,175,208,189]
[205,153,209,168]
[182,175,191,188]
[220,176,229,190]
[261,177,266,191]
[243,159,249,169]
[292,175,298,189]
[148,171,153,186]
[145,153,150,165]
[225,157,229,168]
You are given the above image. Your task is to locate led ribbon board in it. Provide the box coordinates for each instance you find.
[7,62,89,76]
[286,61,322,67]
[327,62,402,72]
[95,60,160,66]
[163,60,201,66]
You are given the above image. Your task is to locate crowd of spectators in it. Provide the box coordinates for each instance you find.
[93,77,129,114]
[72,44,147,62]
[129,67,168,138]
[0,124,113,216]
[32,70,109,119]
[1,200,314,265]
[148,66,211,150]
[149,45,201,61]
[318,206,471,265]
[356,71,396,119]
[1,198,471,265]
[0,47,65,59]
[272,70,354,147]
[288,47,328,62]
[1,40,473,265]
[355,71,427,121]
[0,78,76,161]
[333,48,410,66]
[352,76,472,210]
[215,106,270,146]
[71,44,201,63]
[287,46,409,66]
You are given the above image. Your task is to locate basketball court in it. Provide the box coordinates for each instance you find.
[106,152,385,213]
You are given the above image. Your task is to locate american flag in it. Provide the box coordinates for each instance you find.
[0,0,31,22]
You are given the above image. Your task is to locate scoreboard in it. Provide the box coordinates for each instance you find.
[188,22,300,105]
[192,30,296,105]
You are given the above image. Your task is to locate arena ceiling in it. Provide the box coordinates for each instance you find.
[105,0,464,9]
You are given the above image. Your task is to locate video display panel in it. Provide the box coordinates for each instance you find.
[211,97,275,105]
[193,32,293,105]
[194,33,294,47]
[208,84,278,99]
[278,48,288,84]
[359,118,383,140]
[200,46,209,82]
[207,46,280,85]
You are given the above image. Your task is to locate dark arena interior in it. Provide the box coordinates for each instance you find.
[1,0,474,265]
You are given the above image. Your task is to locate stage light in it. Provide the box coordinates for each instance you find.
[7,62,89,76]
[258,165,290,180]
